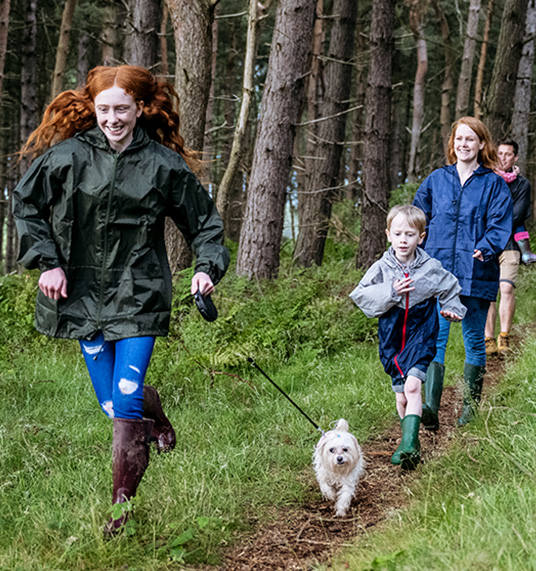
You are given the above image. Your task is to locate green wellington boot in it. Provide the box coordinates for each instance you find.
[391,418,403,465]
[458,363,485,426]
[421,362,445,431]
[391,415,421,470]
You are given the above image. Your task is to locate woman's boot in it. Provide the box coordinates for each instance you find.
[458,363,485,426]
[391,415,421,470]
[105,418,154,536]
[421,362,445,431]
[143,385,176,453]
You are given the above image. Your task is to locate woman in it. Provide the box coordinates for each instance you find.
[13,65,230,534]
[413,117,512,428]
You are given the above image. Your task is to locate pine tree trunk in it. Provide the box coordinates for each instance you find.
[293,0,357,267]
[455,0,481,119]
[407,0,429,182]
[101,4,119,66]
[356,0,395,269]
[0,0,10,109]
[236,0,316,280]
[511,0,536,173]
[474,0,494,120]
[20,0,37,174]
[432,0,454,158]
[485,0,530,140]
[123,0,162,69]
[77,31,90,85]
[51,0,77,99]
[216,0,259,234]
[164,0,218,274]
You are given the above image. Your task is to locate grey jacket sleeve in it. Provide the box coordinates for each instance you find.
[432,264,467,319]
[349,263,402,318]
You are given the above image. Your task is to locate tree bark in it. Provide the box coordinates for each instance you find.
[216,0,259,233]
[77,31,90,85]
[293,0,358,267]
[511,0,536,173]
[123,0,162,69]
[432,0,454,158]
[51,0,77,100]
[356,0,395,269]
[236,0,316,280]
[20,0,37,174]
[101,3,119,66]
[455,0,481,119]
[485,0,530,140]
[407,0,429,182]
[0,0,10,109]
[474,0,494,120]
[164,0,218,274]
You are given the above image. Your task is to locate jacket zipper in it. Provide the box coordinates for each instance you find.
[393,271,410,378]
[451,170,475,271]
[96,153,119,328]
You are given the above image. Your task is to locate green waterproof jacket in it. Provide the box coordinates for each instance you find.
[13,126,230,341]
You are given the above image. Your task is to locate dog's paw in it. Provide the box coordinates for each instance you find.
[334,507,347,517]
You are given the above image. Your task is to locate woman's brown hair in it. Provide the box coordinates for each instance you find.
[446,116,499,169]
[20,65,199,170]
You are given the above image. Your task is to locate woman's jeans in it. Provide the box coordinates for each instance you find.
[433,296,490,367]
[80,333,156,419]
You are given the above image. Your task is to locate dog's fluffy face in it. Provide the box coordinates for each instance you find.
[315,419,360,474]
[313,418,365,517]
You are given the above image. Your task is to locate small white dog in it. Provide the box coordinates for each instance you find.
[313,418,365,517]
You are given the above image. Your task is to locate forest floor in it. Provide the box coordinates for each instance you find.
[206,338,514,571]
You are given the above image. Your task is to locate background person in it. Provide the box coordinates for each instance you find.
[413,117,512,428]
[13,65,230,534]
[485,139,534,356]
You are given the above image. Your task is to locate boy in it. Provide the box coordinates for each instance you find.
[350,205,466,469]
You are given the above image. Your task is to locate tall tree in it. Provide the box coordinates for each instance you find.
[20,0,37,174]
[293,0,358,267]
[485,0,530,140]
[236,0,316,280]
[356,0,395,268]
[123,0,162,69]
[512,0,536,172]
[474,0,495,120]
[164,0,218,273]
[51,0,77,99]
[0,0,10,108]
[455,0,481,119]
[406,0,429,182]
[432,0,454,158]
[216,0,260,236]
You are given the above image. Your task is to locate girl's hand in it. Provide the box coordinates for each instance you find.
[39,267,68,300]
[440,310,463,322]
[473,249,484,261]
[191,271,214,296]
[393,277,415,295]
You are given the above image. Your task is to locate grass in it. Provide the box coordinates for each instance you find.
[1,252,536,569]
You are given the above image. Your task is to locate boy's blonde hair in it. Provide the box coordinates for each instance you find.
[386,204,426,234]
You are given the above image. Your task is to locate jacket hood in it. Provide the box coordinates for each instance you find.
[76,125,151,153]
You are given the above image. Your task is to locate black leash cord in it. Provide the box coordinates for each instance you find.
[247,357,324,434]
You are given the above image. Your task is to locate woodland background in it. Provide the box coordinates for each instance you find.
[0,0,534,278]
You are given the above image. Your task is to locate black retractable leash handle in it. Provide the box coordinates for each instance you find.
[247,357,324,434]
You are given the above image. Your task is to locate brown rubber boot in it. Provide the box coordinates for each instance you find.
[105,418,153,536]
[143,385,176,453]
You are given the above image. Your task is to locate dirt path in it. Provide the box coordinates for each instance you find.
[210,344,511,571]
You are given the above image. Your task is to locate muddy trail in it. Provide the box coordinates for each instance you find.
[204,336,517,571]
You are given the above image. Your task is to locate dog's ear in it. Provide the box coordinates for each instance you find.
[335,418,349,432]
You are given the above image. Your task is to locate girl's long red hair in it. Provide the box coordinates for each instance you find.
[21,65,199,170]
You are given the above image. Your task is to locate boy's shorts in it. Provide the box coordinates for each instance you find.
[499,249,521,287]
[391,366,427,393]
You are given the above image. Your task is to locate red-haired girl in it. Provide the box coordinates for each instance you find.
[13,65,230,534]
